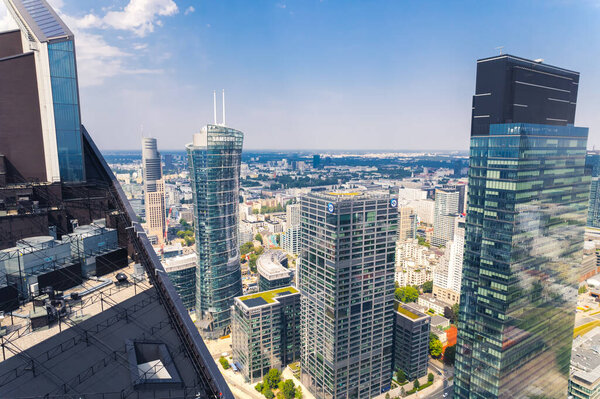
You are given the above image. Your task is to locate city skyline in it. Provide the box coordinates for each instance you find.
[0,0,598,151]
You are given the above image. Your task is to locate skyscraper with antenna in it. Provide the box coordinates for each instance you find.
[187,91,244,339]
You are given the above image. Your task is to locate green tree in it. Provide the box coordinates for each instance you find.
[385,394,391,399]
[184,236,195,246]
[443,345,456,365]
[579,286,588,294]
[255,233,264,244]
[218,357,230,369]
[413,379,420,390]
[281,379,296,399]
[240,241,254,255]
[255,383,264,392]
[249,253,258,273]
[430,337,443,357]
[428,373,434,382]
[265,368,281,389]
[396,369,406,383]
[262,386,274,399]
[295,386,303,399]
[255,246,265,256]
[422,281,433,293]
[395,286,419,303]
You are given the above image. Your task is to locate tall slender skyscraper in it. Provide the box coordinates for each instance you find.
[299,191,398,399]
[432,188,459,247]
[142,137,166,244]
[0,0,85,182]
[187,123,244,339]
[455,55,590,399]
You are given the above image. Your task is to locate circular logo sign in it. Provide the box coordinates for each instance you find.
[327,203,335,213]
[390,198,398,208]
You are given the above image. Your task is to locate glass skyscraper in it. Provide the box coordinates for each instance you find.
[455,55,590,399]
[4,0,85,182]
[187,124,244,339]
[299,192,397,399]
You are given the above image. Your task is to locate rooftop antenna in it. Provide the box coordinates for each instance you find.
[222,89,226,126]
[495,46,504,55]
[213,90,217,125]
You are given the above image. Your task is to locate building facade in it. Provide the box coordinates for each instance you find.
[432,188,459,247]
[187,125,244,339]
[569,327,600,399]
[142,137,166,244]
[455,55,589,399]
[282,203,301,255]
[163,253,197,311]
[257,250,292,291]
[393,302,430,381]
[432,216,465,301]
[299,192,397,399]
[231,287,301,382]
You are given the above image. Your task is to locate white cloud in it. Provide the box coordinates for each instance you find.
[0,3,17,31]
[184,6,195,15]
[102,0,178,37]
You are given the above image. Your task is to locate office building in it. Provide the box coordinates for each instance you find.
[187,123,244,339]
[0,1,232,396]
[299,191,397,399]
[588,178,600,228]
[407,199,435,226]
[569,327,600,399]
[232,287,301,382]
[257,250,293,291]
[142,137,166,244]
[282,203,301,255]
[163,253,197,310]
[398,205,417,241]
[393,302,430,381]
[432,188,459,247]
[432,216,465,301]
[455,55,589,399]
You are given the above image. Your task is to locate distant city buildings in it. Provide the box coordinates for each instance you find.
[187,124,244,339]
[395,238,437,287]
[142,137,166,244]
[570,327,600,399]
[299,191,397,399]
[231,287,301,382]
[455,54,590,399]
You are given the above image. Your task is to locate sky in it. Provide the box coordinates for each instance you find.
[0,0,599,151]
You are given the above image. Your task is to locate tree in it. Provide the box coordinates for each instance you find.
[396,369,406,383]
[255,233,264,244]
[218,357,230,369]
[413,379,420,390]
[255,383,264,392]
[281,379,296,399]
[240,241,254,255]
[430,337,443,357]
[444,345,456,365]
[395,286,419,303]
[262,386,274,399]
[385,394,391,399]
[452,303,460,321]
[422,281,433,293]
[295,386,303,399]
[249,253,258,273]
[428,373,434,382]
[579,286,588,294]
[265,368,281,389]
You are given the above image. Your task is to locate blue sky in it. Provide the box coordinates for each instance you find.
[1,0,599,150]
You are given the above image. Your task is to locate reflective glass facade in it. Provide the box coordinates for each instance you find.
[455,123,590,398]
[299,192,397,399]
[48,39,84,182]
[187,125,243,339]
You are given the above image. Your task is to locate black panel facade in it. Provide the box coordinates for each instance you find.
[95,247,128,276]
[38,262,82,292]
[471,55,579,136]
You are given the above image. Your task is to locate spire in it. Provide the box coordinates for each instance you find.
[213,90,217,125]
[222,89,226,126]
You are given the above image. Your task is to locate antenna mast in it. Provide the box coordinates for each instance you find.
[495,46,504,55]
[222,89,226,126]
[213,90,217,125]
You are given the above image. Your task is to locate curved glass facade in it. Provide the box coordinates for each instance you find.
[187,125,243,339]
[48,39,84,182]
[455,123,590,398]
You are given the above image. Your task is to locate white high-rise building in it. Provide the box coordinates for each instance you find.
[142,137,166,245]
[433,216,465,303]
[407,199,435,226]
[432,188,459,247]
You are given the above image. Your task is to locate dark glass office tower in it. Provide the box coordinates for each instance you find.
[586,154,600,228]
[187,125,244,339]
[455,55,590,399]
[299,192,397,399]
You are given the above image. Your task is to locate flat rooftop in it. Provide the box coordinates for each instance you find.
[237,286,299,308]
[394,301,428,320]
[571,327,600,387]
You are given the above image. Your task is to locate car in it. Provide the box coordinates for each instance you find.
[443,393,448,397]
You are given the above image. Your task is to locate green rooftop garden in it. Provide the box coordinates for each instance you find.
[394,302,422,319]
[239,286,299,304]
